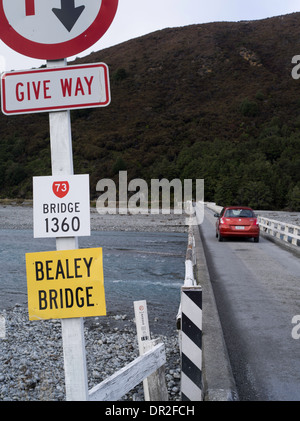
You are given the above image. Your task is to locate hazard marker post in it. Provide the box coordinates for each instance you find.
[0,0,119,401]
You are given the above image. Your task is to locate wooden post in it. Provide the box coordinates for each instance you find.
[134,300,168,401]
[143,339,169,401]
[47,59,89,401]
[292,227,298,246]
[89,343,166,401]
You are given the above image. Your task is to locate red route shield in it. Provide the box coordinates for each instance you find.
[52,181,69,198]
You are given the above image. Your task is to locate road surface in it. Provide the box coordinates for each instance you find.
[200,207,300,401]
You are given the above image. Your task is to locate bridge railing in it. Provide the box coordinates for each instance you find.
[176,203,203,401]
[206,202,223,214]
[258,216,300,247]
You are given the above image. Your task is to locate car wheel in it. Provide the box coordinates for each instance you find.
[254,236,259,243]
[218,233,223,242]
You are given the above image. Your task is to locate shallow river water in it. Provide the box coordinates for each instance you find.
[0,228,187,334]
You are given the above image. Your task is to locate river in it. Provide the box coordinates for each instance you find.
[0,227,187,335]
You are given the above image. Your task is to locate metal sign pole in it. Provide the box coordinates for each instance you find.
[47,59,89,401]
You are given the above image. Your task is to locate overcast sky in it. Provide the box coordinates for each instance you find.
[0,0,299,72]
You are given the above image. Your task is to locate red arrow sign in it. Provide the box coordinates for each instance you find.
[0,0,119,60]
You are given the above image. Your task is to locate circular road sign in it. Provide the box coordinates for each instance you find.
[0,0,119,60]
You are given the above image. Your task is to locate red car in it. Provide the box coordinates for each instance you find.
[214,206,260,242]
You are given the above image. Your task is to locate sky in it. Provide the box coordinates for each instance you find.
[0,0,299,72]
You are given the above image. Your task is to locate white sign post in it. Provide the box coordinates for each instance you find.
[48,58,89,401]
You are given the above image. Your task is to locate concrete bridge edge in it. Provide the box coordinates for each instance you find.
[193,223,239,401]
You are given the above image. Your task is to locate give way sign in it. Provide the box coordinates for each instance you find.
[1,63,110,115]
[0,0,119,60]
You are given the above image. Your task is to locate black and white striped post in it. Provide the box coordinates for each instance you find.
[180,286,202,401]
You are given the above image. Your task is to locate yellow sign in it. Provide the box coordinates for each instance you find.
[26,248,106,321]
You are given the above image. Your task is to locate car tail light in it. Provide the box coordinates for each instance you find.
[253,218,259,225]
[220,217,226,224]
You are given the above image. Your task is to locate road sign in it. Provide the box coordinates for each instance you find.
[0,0,119,59]
[134,300,151,353]
[33,174,91,238]
[0,315,5,339]
[1,63,110,115]
[26,248,106,320]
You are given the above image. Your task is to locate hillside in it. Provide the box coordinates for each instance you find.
[1,13,300,210]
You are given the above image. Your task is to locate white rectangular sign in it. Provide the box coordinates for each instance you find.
[33,174,91,238]
[0,315,5,339]
[1,63,110,115]
[134,300,151,354]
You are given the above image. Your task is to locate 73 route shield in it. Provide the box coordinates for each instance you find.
[0,0,119,59]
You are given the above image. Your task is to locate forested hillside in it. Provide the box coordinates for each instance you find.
[1,13,300,210]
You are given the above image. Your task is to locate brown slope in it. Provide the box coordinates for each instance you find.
[0,13,300,207]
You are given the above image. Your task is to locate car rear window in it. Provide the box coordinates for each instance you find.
[224,209,255,218]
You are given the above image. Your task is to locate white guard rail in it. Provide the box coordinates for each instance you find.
[258,217,300,247]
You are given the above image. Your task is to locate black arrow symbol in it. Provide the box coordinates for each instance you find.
[52,0,85,32]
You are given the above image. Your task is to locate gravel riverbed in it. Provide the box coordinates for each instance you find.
[257,210,300,226]
[0,204,184,401]
[0,305,181,401]
[0,203,188,232]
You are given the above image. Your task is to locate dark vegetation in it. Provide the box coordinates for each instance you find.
[1,13,300,210]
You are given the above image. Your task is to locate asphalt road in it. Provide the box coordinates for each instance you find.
[200,207,300,401]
